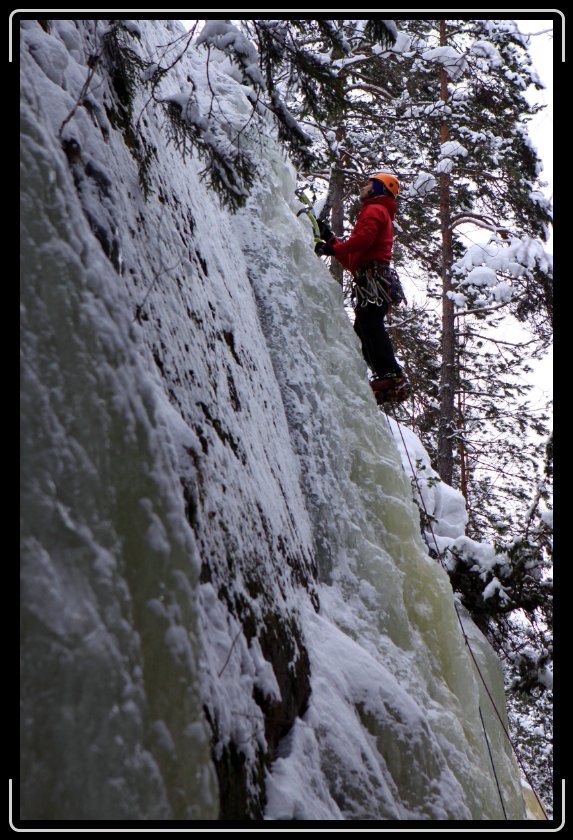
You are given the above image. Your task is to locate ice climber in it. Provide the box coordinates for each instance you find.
[315,173,410,404]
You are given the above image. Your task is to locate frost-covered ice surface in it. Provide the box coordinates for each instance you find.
[20,19,527,821]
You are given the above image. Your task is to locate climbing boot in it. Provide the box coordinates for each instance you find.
[370,374,410,404]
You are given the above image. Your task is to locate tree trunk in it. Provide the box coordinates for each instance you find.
[458,389,468,501]
[437,19,457,485]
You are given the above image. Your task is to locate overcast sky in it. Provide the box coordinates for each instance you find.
[517,19,554,201]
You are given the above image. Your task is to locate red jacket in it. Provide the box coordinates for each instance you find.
[331,195,396,275]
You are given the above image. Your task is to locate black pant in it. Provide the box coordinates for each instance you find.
[353,300,402,379]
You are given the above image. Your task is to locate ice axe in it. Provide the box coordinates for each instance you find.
[296,190,323,244]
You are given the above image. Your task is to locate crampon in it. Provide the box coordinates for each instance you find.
[370,376,411,405]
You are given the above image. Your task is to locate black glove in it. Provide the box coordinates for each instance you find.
[317,219,333,241]
[315,240,335,256]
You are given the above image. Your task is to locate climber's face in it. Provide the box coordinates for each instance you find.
[359,181,373,202]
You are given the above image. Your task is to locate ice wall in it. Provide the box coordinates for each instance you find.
[20,19,527,821]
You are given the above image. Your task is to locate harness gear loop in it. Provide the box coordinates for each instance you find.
[353,261,407,309]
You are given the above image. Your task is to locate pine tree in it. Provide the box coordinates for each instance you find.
[189,19,397,206]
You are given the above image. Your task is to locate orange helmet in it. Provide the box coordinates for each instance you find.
[369,172,400,198]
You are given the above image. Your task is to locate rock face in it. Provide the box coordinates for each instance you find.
[20,18,526,822]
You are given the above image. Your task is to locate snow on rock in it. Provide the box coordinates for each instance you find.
[267,602,472,820]
[20,19,527,822]
[386,419,468,544]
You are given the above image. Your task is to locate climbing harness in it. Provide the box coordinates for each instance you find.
[353,262,407,309]
[381,400,549,821]
[348,260,406,395]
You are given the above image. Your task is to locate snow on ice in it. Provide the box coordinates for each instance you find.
[20,19,529,822]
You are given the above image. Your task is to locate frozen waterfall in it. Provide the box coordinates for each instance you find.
[20,18,528,822]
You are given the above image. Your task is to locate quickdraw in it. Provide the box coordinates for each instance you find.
[354,262,407,309]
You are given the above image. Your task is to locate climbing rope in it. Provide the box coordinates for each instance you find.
[480,704,508,821]
[381,400,549,821]
[346,258,547,819]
